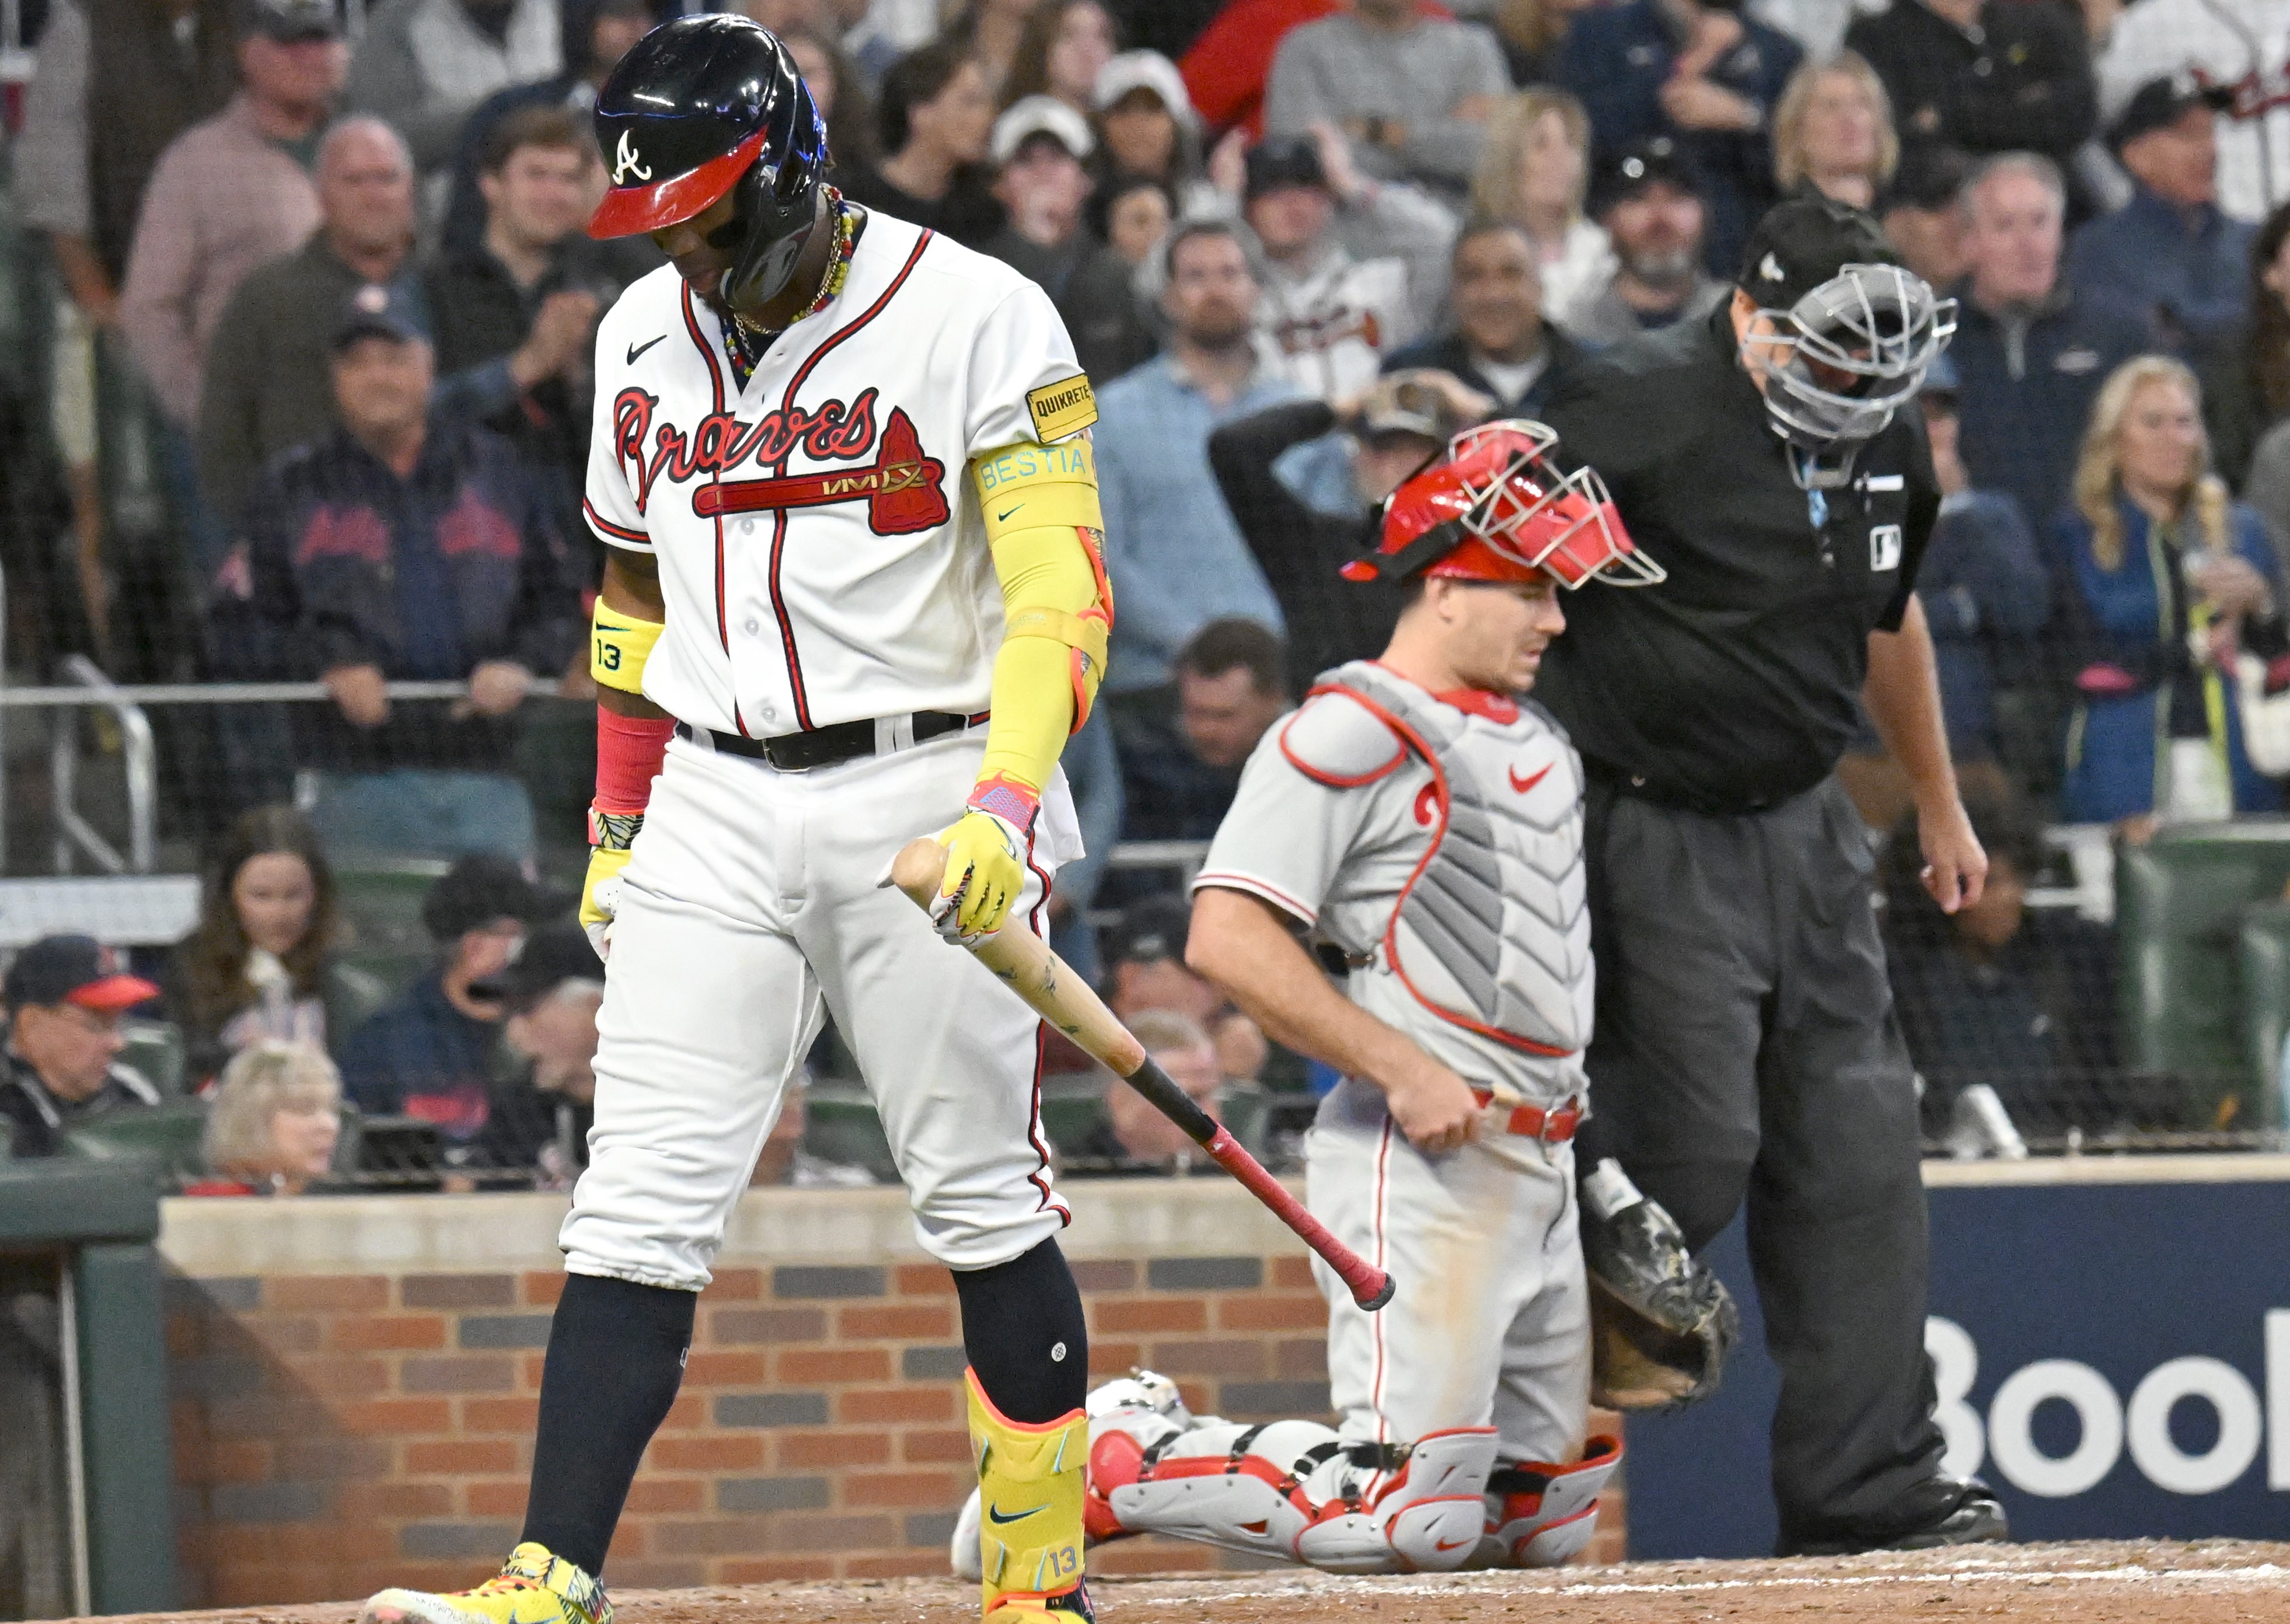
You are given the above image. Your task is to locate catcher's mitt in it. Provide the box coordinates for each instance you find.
[1580,1159,1740,1412]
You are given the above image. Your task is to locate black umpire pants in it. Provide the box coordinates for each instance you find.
[1578,773,1944,1549]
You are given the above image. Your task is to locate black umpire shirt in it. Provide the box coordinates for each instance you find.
[1534,303,1940,815]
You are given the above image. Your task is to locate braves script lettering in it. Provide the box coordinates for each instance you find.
[613,387,881,513]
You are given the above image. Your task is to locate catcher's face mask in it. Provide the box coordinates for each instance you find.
[1344,421,1666,589]
[1743,262,1955,487]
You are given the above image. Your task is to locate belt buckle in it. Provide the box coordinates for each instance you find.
[761,735,801,772]
[1537,1095,1580,1143]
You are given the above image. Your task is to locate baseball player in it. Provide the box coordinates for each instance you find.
[954,424,1664,1575]
[361,18,1112,1624]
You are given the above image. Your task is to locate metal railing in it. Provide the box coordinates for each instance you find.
[0,671,472,876]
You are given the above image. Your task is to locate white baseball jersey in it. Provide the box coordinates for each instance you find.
[582,210,1097,739]
[561,211,1095,1289]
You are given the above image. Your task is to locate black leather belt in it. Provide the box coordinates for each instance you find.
[676,712,976,771]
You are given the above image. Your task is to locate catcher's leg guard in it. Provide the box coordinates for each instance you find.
[1487,1435,1622,1567]
[1095,1418,1332,1561]
[967,1369,1091,1622]
[1292,1427,1500,1575]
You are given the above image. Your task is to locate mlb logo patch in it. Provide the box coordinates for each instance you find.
[1869,523,1903,572]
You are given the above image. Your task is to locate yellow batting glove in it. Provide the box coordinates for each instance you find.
[930,774,1041,942]
[930,811,1026,942]
[582,806,641,958]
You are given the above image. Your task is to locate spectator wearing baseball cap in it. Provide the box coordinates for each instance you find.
[1262,0,1507,200]
[2066,75,2253,355]
[1562,0,1802,278]
[336,856,564,1144]
[1569,138,1730,347]
[117,0,344,434]
[212,277,584,860]
[1877,144,1975,293]
[1091,51,1215,214]
[0,936,163,1159]
[1242,126,1455,404]
[979,95,1104,298]
[467,923,603,1188]
[1209,370,1489,682]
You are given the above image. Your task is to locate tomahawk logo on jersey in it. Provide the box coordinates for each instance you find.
[581,210,1096,742]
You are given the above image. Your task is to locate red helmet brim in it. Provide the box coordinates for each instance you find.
[588,130,766,239]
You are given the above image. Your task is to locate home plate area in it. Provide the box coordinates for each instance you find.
[56,1541,2290,1624]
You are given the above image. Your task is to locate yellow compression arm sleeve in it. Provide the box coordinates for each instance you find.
[591,602,665,695]
[971,435,1112,801]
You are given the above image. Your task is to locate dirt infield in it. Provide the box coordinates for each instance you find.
[60,1541,2290,1624]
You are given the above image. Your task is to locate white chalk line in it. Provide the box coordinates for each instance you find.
[1107,1560,2290,1606]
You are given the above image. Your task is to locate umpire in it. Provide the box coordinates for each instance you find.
[1536,197,2006,1555]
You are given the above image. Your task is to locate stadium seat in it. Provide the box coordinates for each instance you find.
[2236,903,2290,1132]
[64,1101,208,1186]
[2115,821,2290,1129]
[331,860,451,997]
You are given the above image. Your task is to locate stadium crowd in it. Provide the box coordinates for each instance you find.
[2,0,2288,1187]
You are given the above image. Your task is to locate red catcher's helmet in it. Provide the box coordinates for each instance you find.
[1341,420,1663,590]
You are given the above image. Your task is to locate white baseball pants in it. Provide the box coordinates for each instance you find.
[1306,1080,1591,1471]
[560,729,1078,1288]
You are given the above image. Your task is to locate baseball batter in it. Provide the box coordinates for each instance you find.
[362,18,1110,1624]
[1088,425,1657,1572]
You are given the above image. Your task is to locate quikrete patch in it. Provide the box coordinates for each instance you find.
[1027,374,1098,441]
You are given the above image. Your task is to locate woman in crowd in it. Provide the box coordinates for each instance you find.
[170,806,385,1087]
[191,1041,344,1196]
[999,0,1115,114]
[1088,50,1217,215]
[1468,90,1615,337]
[2056,354,2286,827]
[840,37,1004,244]
[2200,201,2290,489]
[1771,52,1897,211]
[1062,174,1171,382]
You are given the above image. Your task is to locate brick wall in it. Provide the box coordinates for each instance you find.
[157,1186,1624,1609]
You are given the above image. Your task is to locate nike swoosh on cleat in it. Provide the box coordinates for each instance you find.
[1434,1536,1474,1551]
[987,1501,1048,1524]
[626,335,665,365]
[1509,763,1552,795]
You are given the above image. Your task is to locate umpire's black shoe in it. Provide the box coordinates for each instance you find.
[1777,1476,2010,1558]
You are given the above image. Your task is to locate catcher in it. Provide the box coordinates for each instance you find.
[955,423,1736,1576]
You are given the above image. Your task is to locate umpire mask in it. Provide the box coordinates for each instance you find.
[1744,261,1956,488]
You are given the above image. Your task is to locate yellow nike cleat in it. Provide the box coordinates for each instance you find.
[359,1542,610,1624]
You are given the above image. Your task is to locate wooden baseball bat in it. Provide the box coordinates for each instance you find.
[889,837,1394,1312]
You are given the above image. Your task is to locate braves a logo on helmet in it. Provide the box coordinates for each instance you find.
[613,130,653,185]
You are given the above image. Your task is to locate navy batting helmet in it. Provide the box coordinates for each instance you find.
[589,14,830,310]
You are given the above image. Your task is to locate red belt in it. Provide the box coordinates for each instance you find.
[1472,1089,1583,1142]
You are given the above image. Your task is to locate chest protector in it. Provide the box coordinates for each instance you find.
[1282,661,1592,1057]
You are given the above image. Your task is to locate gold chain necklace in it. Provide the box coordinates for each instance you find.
[732,187,854,343]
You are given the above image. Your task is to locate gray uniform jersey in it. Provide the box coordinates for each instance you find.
[1196,663,1590,1105]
